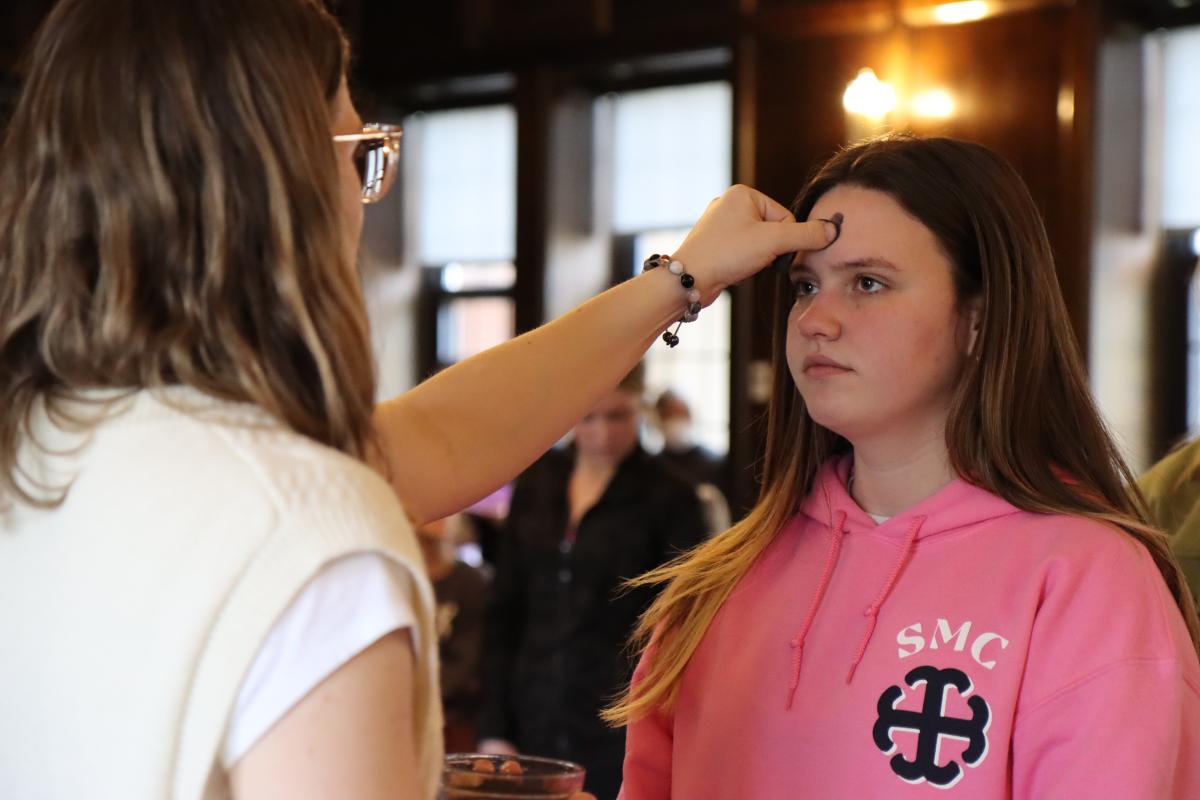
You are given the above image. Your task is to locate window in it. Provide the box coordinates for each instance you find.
[604,82,733,455]
[405,104,518,374]
[1163,27,1200,231]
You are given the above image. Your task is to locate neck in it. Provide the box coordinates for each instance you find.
[849,424,955,517]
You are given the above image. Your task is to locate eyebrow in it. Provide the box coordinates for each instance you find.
[790,257,901,277]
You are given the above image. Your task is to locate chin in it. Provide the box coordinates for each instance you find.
[804,406,858,441]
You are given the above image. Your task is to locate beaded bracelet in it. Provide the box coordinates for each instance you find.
[643,254,703,348]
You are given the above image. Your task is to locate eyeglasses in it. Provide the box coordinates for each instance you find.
[332,123,402,204]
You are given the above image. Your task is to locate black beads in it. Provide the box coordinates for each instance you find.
[644,253,701,347]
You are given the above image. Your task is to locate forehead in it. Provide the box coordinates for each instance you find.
[797,184,944,274]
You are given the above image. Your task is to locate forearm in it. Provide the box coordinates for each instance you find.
[375,267,684,524]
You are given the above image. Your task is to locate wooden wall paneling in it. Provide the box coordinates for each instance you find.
[357,1,466,75]
[906,5,1094,350]
[726,4,1102,509]
[753,0,896,38]
[1054,1,1099,358]
[728,23,895,512]
[610,0,739,37]
[477,0,605,47]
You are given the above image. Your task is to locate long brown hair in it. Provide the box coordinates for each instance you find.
[0,0,377,505]
[605,134,1200,725]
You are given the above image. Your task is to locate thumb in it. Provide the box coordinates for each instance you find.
[763,218,839,257]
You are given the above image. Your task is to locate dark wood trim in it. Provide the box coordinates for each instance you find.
[572,48,732,95]
[610,234,637,288]
[416,267,441,382]
[728,32,759,517]
[1149,231,1200,462]
[513,67,552,334]
[1056,0,1100,357]
[753,1,896,39]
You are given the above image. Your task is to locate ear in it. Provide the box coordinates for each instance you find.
[961,296,984,357]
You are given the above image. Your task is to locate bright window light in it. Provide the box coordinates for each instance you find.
[409,105,516,265]
[611,82,732,233]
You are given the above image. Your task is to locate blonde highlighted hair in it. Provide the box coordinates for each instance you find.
[604,135,1200,725]
[0,0,376,505]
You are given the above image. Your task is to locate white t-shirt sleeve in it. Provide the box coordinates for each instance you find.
[220,551,418,767]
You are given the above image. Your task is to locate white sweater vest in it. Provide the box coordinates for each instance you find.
[0,388,442,799]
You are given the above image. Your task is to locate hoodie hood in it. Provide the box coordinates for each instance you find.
[783,455,1023,709]
[801,455,1022,541]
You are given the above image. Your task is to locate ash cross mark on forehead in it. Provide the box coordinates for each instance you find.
[824,212,845,238]
[771,211,846,275]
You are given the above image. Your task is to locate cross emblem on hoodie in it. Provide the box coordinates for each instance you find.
[872,665,991,788]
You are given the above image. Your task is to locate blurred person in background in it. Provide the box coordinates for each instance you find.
[417,515,490,754]
[653,389,725,491]
[1138,439,1200,609]
[478,365,706,800]
[654,390,731,535]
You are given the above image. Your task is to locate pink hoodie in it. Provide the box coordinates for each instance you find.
[619,457,1200,799]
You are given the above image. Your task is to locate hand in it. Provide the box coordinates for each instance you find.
[671,184,838,304]
[476,738,520,756]
[569,794,597,800]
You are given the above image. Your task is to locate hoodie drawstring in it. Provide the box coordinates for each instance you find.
[845,515,926,683]
[785,510,847,710]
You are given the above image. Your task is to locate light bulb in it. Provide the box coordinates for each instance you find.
[933,1,990,24]
[843,68,898,120]
[911,89,956,119]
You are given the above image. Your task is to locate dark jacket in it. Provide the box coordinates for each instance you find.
[478,445,705,797]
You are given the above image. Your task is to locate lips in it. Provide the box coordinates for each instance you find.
[802,355,851,377]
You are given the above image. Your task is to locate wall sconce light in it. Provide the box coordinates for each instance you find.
[911,88,956,119]
[843,68,898,120]
[932,1,990,24]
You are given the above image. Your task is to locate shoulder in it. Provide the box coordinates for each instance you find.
[98,388,408,534]
[1014,512,1162,596]
[1139,439,1200,507]
[1016,512,1196,666]
[1139,442,1200,534]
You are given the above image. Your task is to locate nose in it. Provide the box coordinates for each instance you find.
[793,291,842,341]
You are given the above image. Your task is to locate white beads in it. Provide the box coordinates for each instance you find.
[687,289,701,304]
[668,260,684,275]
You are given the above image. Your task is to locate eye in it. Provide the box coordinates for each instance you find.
[792,279,818,299]
[856,275,885,293]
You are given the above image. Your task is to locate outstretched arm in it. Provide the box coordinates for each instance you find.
[375,185,836,524]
